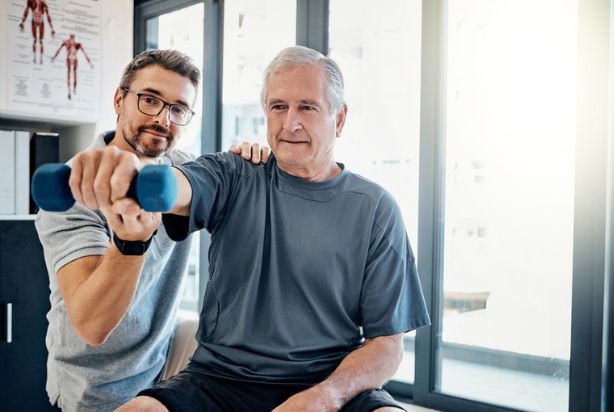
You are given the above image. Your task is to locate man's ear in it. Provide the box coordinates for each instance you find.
[113,87,124,116]
[335,104,348,137]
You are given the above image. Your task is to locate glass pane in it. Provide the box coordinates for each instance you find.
[437,1,576,410]
[221,0,296,149]
[329,0,422,384]
[146,3,205,313]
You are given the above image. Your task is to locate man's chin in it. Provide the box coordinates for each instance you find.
[140,139,171,158]
[133,141,168,158]
[140,147,168,158]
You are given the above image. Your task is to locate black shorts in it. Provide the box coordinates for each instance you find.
[139,370,406,412]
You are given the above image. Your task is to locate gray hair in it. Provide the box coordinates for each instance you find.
[260,46,345,112]
[119,49,200,92]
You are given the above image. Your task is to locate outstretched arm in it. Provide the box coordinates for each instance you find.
[169,142,270,217]
[80,45,94,68]
[273,334,404,411]
[51,42,64,61]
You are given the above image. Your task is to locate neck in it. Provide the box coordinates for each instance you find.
[277,161,341,182]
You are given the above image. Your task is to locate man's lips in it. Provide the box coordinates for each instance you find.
[139,125,172,140]
[144,130,168,138]
[279,139,308,144]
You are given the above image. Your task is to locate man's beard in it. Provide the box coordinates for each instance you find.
[123,124,174,158]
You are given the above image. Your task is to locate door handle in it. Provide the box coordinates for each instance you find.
[0,303,12,343]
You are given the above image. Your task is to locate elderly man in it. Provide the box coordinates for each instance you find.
[112,45,429,411]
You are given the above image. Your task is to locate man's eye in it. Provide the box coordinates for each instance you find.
[171,106,187,115]
[142,96,159,105]
[271,105,286,111]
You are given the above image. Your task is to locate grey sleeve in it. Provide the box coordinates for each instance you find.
[162,152,238,241]
[35,204,110,274]
[360,193,430,338]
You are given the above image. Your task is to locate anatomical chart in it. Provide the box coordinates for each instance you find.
[6,0,101,118]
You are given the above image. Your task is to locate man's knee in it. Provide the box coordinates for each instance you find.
[114,396,168,412]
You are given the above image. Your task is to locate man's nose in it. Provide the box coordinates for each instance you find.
[153,105,171,126]
[283,109,302,133]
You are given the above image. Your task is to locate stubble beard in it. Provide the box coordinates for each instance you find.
[123,124,174,158]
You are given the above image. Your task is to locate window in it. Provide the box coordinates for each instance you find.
[328,0,423,384]
[436,1,576,410]
[221,0,296,148]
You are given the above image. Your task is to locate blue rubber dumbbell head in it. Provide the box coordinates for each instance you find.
[131,164,178,212]
[31,163,75,212]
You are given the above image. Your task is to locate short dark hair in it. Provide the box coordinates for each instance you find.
[119,49,200,92]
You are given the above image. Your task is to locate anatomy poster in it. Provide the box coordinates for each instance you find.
[6,0,101,118]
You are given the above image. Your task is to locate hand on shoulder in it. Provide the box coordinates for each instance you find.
[229,141,271,164]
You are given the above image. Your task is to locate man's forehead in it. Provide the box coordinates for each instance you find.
[131,66,196,105]
[267,65,327,100]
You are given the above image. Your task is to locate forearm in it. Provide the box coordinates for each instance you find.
[82,49,92,64]
[52,46,62,59]
[316,334,404,409]
[63,246,145,346]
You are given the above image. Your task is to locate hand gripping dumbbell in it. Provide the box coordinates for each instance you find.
[31,163,178,212]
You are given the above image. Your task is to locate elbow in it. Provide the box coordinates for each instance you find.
[72,321,112,347]
[81,334,108,347]
[383,334,405,373]
[78,329,111,347]
[393,338,404,368]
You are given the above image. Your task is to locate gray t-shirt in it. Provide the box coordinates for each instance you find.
[35,131,194,412]
[163,152,430,384]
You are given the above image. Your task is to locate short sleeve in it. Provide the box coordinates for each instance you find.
[35,204,110,274]
[162,152,237,241]
[360,193,430,338]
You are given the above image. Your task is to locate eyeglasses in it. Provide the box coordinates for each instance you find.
[122,87,195,126]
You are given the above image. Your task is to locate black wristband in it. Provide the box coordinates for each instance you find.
[112,230,157,256]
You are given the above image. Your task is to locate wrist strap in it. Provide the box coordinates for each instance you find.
[112,230,157,256]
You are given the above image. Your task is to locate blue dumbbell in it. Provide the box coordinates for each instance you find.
[31,163,178,212]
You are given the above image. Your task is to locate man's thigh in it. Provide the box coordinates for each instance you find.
[140,370,308,412]
[341,388,406,412]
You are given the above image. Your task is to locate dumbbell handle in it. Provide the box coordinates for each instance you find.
[31,163,178,212]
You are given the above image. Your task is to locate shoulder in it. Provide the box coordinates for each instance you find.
[343,172,396,207]
[175,151,266,186]
[343,171,404,226]
[195,151,265,175]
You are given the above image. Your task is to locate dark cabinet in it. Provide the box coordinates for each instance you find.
[0,219,57,411]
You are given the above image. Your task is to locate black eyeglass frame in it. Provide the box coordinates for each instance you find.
[121,87,196,126]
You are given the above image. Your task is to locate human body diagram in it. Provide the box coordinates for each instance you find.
[19,0,56,64]
[52,34,94,100]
